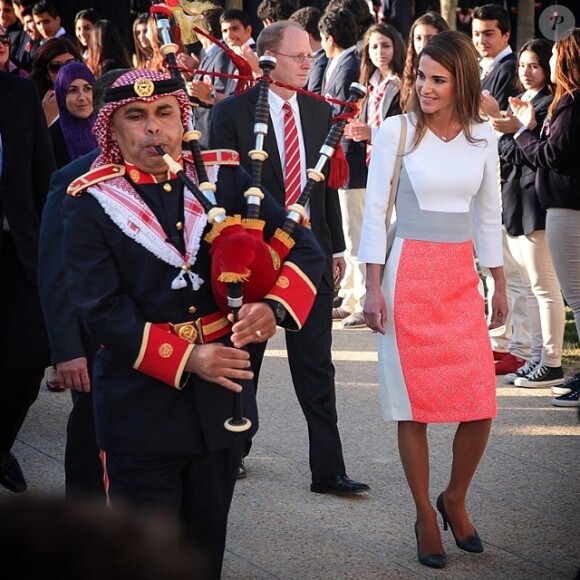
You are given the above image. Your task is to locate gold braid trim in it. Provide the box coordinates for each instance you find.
[204,214,242,244]
[272,228,297,250]
[217,269,251,283]
[242,218,266,232]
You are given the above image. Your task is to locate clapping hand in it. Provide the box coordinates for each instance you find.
[508,96,537,129]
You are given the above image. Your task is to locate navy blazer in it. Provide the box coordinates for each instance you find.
[38,149,100,366]
[321,49,366,189]
[62,164,324,457]
[208,86,345,288]
[0,72,55,285]
[481,52,518,111]
[499,88,553,236]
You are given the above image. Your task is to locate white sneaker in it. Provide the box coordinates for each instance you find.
[504,358,540,384]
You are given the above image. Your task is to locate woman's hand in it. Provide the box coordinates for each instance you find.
[363,264,387,334]
[42,89,58,125]
[508,97,537,129]
[487,266,509,330]
[480,90,501,118]
[490,112,522,134]
[344,119,372,142]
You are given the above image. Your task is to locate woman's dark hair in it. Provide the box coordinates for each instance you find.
[401,12,449,112]
[132,13,152,69]
[73,8,101,52]
[515,38,554,94]
[407,31,484,151]
[30,37,82,97]
[359,22,405,87]
[87,19,132,78]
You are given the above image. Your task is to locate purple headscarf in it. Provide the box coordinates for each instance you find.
[54,62,98,161]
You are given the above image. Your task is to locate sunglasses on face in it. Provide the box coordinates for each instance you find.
[0,35,10,47]
[47,58,78,73]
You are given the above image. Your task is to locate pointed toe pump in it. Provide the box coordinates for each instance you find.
[414,522,447,569]
[436,492,484,553]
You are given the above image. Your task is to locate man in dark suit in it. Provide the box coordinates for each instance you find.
[61,68,323,578]
[472,3,517,111]
[209,20,369,495]
[0,71,55,493]
[472,3,531,376]
[319,8,368,328]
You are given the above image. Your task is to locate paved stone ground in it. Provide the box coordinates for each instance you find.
[2,324,579,579]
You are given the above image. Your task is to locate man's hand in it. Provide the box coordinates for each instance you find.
[177,52,199,81]
[229,302,277,348]
[185,344,253,392]
[56,357,91,393]
[333,256,346,288]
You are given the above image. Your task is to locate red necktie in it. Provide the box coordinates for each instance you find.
[365,82,388,166]
[283,102,302,208]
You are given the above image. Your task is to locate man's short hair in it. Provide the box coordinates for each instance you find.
[290,7,322,42]
[472,3,510,34]
[257,0,297,24]
[202,6,223,38]
[318,8,358,50]
[220,8,251,29]
[256,19,303,56]
[32,1,58,18]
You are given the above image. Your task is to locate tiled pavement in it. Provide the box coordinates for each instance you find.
[3,324,579,579]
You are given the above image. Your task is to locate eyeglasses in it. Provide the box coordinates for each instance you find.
[270,51,316,64]
[47,58,78,73]
[0,34,10,47]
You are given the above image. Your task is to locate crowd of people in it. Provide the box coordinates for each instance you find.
[0,0,578,577]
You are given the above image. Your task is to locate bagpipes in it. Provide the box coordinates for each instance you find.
[149,0,365,432]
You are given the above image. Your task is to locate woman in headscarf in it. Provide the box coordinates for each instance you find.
[49,61,97,169]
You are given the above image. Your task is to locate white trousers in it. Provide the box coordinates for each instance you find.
[483,228,531,358]
[338,188,366,314]
[506,230,565,367]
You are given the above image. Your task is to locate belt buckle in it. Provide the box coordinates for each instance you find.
[171,320,203,344]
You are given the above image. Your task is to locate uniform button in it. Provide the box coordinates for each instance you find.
[188,305,197,314]
[163,183,172,192]
[176,221,183,231]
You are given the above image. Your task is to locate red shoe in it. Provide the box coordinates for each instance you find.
[495,354,526,375]
[493,350,509,361]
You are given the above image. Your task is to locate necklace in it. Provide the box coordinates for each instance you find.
[429,121,460,142]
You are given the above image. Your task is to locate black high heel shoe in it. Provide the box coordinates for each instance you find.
[414,522,446,569]
[436,492,484,553]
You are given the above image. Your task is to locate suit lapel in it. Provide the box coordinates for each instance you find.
[298,93,320,168]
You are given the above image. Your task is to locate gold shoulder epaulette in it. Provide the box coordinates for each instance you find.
[67,164,125,197]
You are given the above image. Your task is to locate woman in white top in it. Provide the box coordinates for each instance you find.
[359,31,508,569]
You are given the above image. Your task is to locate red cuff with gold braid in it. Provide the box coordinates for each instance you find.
[263,261,317,329]
[133,322,194,389]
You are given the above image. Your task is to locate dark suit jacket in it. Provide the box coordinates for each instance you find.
[481,52,518,111]
[307,48,328,95]
[0,72,55,285]
[499,88,552,236]
[321,49,366,189]
[62,164,324,456]
[208,86,345,287]
[38,149,100,366]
